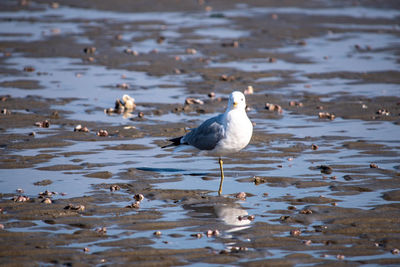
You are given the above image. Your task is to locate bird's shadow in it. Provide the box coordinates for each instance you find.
[136,167,208,176]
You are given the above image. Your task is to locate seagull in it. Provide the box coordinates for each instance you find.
[163,91,253,195]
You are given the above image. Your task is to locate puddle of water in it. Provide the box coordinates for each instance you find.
[194,27,248,39]
[281,78,400,97]
[211,32,399,74]
[0,56,198,122]
[0,4,229,28]
[0,21,85,42]
[322,23,400,31]
[227,6,400,19]
[211,31,400,97]
[263,115,400,142]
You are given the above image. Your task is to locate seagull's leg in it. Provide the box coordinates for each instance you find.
[218,157,224,195]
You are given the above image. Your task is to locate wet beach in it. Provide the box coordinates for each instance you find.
[1,0,400,266]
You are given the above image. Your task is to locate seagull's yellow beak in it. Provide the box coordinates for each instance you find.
[233,102,238,108]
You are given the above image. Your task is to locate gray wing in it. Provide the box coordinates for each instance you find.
[182,114,225,150]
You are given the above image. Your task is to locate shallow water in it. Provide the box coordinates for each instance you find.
[1,1,400,266]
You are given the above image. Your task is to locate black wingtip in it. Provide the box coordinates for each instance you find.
[161,136,183,148]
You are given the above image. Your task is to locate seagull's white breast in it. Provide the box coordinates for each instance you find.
[212,108,253,155]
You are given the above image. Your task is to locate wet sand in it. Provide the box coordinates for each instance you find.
[1,0,400,266]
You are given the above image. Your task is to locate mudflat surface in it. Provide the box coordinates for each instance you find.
[0,0,400,266]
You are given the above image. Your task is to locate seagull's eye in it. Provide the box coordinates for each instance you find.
[241,98,244,101]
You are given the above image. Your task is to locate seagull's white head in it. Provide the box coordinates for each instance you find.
[228,91,247,110]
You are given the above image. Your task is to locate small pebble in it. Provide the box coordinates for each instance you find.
[35,120,50,128]
[41,198,52,204]
[280,215,290,221]
[116,83,129,89]
[206,230,220,237]
[247,215,255,221]
[133,193,144,202]
[1,108,11,115]
[265,103,282,113]
[370,163,379,168]
[290,229,301,236]
[336,254,345,260]
[186,48,197,54]
[64,204,85,212]
[376,109,390,116]
[221,40,239,48]
[185,97,204,105]
[268,57,277,63]
[0,224,4,230]
[96,227,107,234]
[300,209,313,214]
[303,240,312,246]
[311,144,319,150]
[83,47,96,54]
[244,85,254,95]
[39,190,56,198]
[220,74,235,81]
[153,231,162,236]
[124,48,138,56]
[83,247,90,253]
[191,233,203,238]
[74,124,89,132]
[97,130,108,137]
[110,185,120,192]
[391,248,400,254]
[319,165,333,174]
[254,176,267,185]
[126,201,140,209]
[208,92,216,98]
[289,101,303,107]
[235,192,246,200]
[13,195,30,202]
[23,66,35,72]
[138,112,144,118]
[318,112,335,120]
